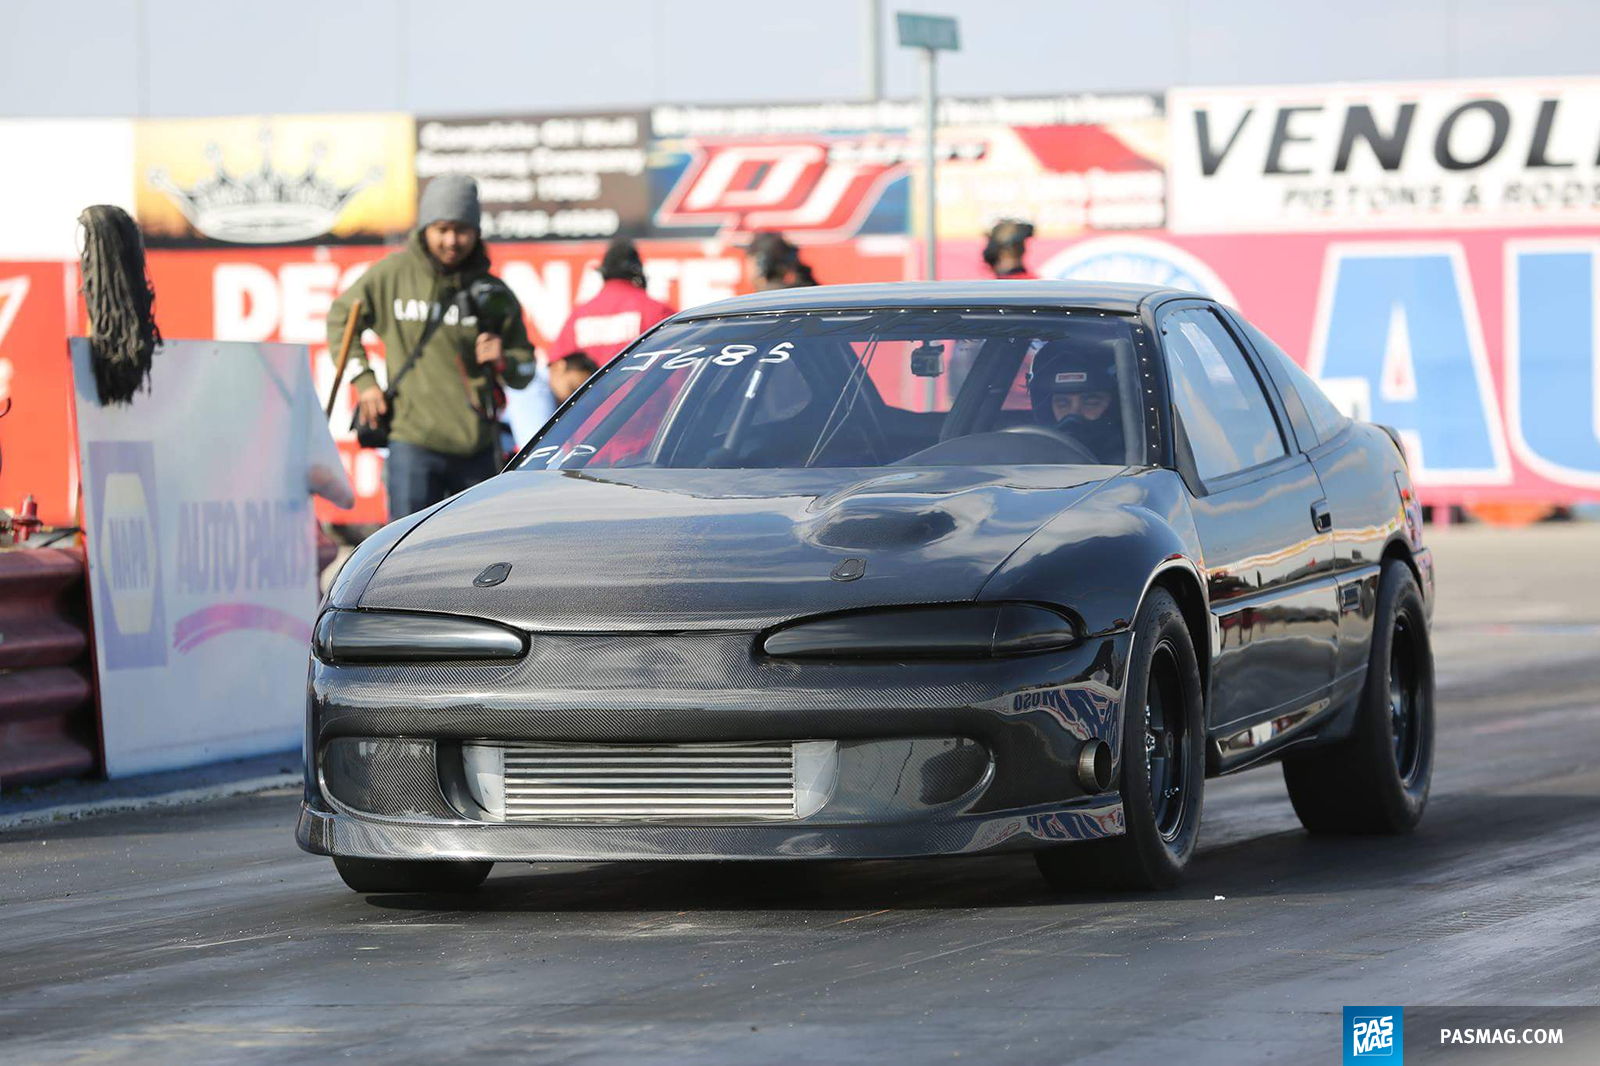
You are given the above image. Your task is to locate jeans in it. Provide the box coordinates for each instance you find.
[384,440,501,520]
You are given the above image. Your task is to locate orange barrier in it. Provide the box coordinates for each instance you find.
[1465,503,1558,527]
[0,547,97,788]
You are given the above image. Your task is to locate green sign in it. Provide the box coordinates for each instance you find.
[896,12,960,51]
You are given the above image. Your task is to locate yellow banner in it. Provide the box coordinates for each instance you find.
[135,113,416,244]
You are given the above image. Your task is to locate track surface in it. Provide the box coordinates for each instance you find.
[3,527,1598,1063]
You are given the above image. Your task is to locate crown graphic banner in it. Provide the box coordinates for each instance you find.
[148,129,381,244]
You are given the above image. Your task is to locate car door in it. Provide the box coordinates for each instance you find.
[1158,301,1340,745]
[1227,310,1392,714]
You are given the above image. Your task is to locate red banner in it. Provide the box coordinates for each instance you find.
[11,225,1598,527]
[0,262,75,528]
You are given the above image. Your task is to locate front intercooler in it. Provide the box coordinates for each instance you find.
[483,742,810,821]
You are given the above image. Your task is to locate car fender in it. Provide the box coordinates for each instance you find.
[323,496,456,611]
[978,468,1205,641]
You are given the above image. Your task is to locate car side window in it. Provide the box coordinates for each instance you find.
[1162,307,1287,482]
[1239,319,1351,445]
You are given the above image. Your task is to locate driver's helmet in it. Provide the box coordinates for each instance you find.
[1027,339,1123,462]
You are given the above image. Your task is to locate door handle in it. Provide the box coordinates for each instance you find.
[1310,498,1333,533]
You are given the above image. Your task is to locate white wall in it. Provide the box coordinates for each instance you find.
[0,120,135,258]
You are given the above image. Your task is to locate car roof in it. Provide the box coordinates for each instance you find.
[674,280,1198,320]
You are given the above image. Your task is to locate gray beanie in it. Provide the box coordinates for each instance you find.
[417,175,481,230]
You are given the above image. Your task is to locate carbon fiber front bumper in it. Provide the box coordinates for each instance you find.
[295,796,1125,861]
[298,629,1132,862]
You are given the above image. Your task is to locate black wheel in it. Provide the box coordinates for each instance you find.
[333,856,493,894]
[1037,587,1206,891]
[1283,558,1434,833]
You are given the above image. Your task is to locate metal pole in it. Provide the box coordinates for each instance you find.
[922,47,937,281]
[864,0,883,100]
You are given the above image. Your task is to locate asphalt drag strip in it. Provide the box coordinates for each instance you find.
[1,527,1597,1064]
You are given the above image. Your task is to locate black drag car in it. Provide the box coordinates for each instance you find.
[301,281,1435,893]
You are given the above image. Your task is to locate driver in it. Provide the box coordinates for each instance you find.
[1027,340,1124,463]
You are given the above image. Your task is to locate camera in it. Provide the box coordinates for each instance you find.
[461,276,519,337]
[911,340,945,378]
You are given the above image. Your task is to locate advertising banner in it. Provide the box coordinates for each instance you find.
[931,95,1166,240]
[939,227,1600,506]
[415,112,651,241]
[1170,77,1600,233]
[649,93,1164,243]
[135,113,417,246]
[2,83,1586,526]
[0,262,76,527]
[70,337,350,776]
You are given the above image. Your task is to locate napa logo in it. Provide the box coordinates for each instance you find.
[89,442,167,670]
[1040,235,1238,305]
[1344,1006,1403,1063]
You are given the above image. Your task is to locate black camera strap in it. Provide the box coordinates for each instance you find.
[384,297,445,408]
[350,288,446,448]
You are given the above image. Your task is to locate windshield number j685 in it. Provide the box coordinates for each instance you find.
[617,342,793,373]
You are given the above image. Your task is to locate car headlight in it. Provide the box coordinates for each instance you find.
[761,603,1079,660]
[312,608,528,664]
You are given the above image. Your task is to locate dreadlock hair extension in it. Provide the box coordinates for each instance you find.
[77,205,162,405]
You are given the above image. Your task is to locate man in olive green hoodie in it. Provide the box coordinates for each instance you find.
[327,176,537,519]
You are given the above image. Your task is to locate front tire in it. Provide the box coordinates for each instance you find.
[1037,587,1206,891]
[333,856,493,894]
[1283,558,1434,834]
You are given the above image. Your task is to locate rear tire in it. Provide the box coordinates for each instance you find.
[333,856,493,894]
[1283,559,1434,834]
[1037,587,1206,891]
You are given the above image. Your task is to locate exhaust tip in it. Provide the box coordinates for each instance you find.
[1076,739,1113,792]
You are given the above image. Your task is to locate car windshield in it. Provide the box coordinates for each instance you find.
[514,309,1147,471]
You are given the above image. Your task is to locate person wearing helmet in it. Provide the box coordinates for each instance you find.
[745,232,819,291]
[1026,339,1124,463]
[983,219,1037,279]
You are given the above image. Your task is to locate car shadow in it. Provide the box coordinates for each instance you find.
[358,789,1600,915]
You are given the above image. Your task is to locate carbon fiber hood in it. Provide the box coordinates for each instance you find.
[358,466,1116,630]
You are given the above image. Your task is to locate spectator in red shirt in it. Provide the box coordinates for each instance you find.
[549,238,675,365]
[983,219,1037,279]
